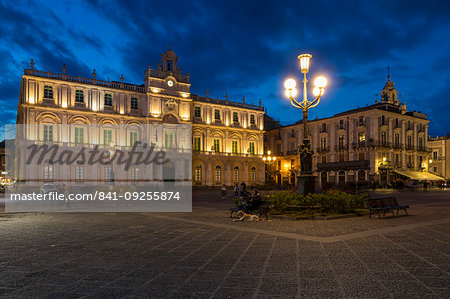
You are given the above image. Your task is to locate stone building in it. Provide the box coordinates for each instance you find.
[16,48,265,186]
[265,75,438,188]
[428,135,450,180]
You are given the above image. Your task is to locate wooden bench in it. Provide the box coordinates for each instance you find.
[367,197,409,218]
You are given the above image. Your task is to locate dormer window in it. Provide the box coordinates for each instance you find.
[104,94,112,106]
[44,85,53,99]
[167,60,172,71]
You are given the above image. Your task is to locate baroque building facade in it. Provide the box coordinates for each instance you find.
[265,75,439,188]
[428,135,450,180]
[16,49,265,186]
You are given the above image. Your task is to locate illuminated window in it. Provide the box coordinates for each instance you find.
[233,166,240,182]
[104,94,112,106]
[75,127,84,144]
[233,112,239,123]
[339,135,345,148]
[358,132,366,146]
[381,132,386,145]
[130,131,138,146]
[232,140,238,154]
[214,109,220,120]
[131,97,138,109]
[250,115,255,124]
[320,137,327,150]
[103,129,112,145]
[75,166,84,180]
[194,106,201,117]
[213,139,220,152]
[394,134,399,147]
[193,137,201,151]
[43,164,53,180]
[215,165,222,182]
[75,90,84,102]
[195,165,202,182]
[44,85,53,99]
[165,132,174,149]
[248,142,255,154]
[43,125,53,142]
[131,167,139,180]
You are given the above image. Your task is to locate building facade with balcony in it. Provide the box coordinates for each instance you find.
[16,48,265,186]
[265,75,435,188]
[428,135,450,180]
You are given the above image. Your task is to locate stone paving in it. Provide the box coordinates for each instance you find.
[0,190,449,298]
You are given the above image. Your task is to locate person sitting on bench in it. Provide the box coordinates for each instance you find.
[243,190,262,213]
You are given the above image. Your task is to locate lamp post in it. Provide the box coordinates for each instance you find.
[284,54,327,195]
[262,150,277,184]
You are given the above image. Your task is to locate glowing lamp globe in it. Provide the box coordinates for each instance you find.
[285,88,297,98]
[313,87,324,97]
[263,157,267,161]
[314,76,327,88]
[284,78,296,90]
[298,54,312,73]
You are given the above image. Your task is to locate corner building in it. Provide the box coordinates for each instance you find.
[17,49,265,186]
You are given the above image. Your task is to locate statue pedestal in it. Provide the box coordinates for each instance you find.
[298,174,316,195]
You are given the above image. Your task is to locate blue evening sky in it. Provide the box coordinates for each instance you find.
[1,0,449,137]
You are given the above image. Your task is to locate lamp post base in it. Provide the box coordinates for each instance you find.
[298,174,316,195]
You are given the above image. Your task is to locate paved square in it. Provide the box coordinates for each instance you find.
[0,190,449,298]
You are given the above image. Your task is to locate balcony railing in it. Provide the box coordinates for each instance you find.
[334,145,348,151]
[316,146,330,153]
[192,150,262,158]
[317,160,370,171]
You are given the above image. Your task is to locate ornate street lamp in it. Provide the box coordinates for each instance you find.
[284,54,327,195]
[262,150,277,184]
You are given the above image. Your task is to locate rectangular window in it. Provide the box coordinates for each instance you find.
[131,97,138,109]
[130,131,138,146]
[249,142,255,154]
[339,135,345,148]
[104,94,112,106]
[339,120,344,129]
[43,165,53,180]
[250,115,255,124]
[433,151,437,159]
[213,139,220,152]
[321,156,326,163]
[195,166,202,182]
[103,129,112,145]
[214,109,220,120]
[407,136,412,148]
[43,125,53,142]
[165,132,174,149]
[131,167,139,180]
[358,132,366,146]
[104,166,111,181]
[193,137,201,151]
[233,112,239,123]
[320,137,327,149]
[75,166,84,180]
[44,85,53,99]
[194,106,201,117]
[232,140,238,154]
[167,60,172,71]
[75,127,84,144]
[381,132,386,145]
[359,153,365,161]
[321,123,326,132]
[359,116,364,126]
[75,90,84,102]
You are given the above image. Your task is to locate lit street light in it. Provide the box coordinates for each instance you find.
[284,53,327,195]
[262,150,277,184]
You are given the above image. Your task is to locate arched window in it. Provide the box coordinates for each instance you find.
[338,171,345,185]
[358,170,365,182]
[195,165,202,182]
[75,90,84,103]
[43,164,53,180]
[233,166,240,182]
[44,85,53,99]
[215,165,222,182]
[251,167,256,182]
[104,94,112,106]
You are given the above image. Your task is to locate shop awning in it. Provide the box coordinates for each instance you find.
[393,170,445,181]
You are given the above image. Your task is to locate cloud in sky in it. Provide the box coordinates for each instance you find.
[0,0,449,136]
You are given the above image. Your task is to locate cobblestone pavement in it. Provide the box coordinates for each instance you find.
[0,190,449,298]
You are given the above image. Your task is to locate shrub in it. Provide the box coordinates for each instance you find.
[265,190,367,214]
